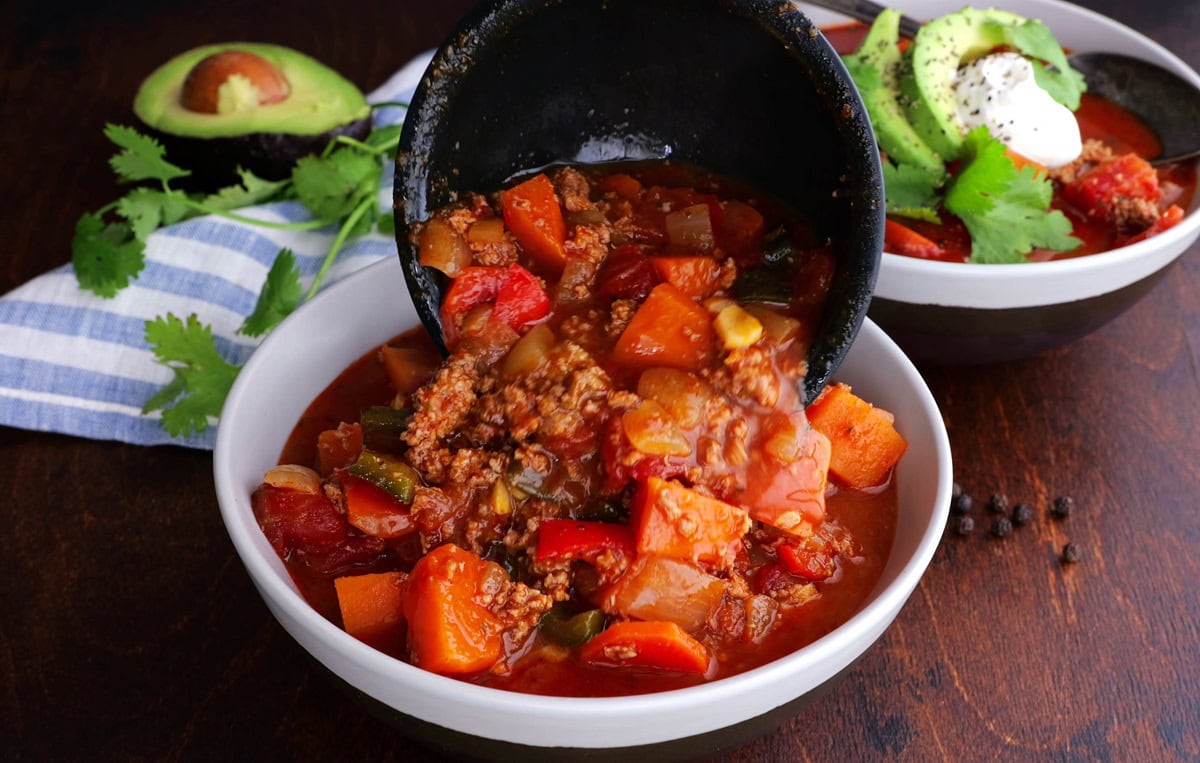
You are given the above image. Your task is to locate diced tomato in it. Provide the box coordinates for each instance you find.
[535,519,636,566]
[404,544,506,675]
[632,477,748,566]
[492,263,550,330]
[612,283,715,371]
[580,621,712,675]
[251,483,386,577]
[649,256,723,299]
[341,472,416,539]
[597,245,660,301]
[1121,204,1185,246]
[777,541,836,582]
[501,173,567,272]
[1064,153,1162,223]
[439,266,505,346]
[885,219,945,260]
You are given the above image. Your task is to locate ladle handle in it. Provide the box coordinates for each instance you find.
[803,0,923,39]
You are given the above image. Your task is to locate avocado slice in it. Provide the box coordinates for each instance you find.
[842,9,944,175]
[898,8,1025,160]
[134,43,372,187]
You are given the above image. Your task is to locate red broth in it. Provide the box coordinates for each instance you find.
[253,163,903,697]
[823,22,1198,262]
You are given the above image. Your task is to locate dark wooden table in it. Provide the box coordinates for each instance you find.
[3,1,1198,760]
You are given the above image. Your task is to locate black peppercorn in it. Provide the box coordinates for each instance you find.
[951,492,974,514]
[988,492,1009,514]
[955,516,975,535]
[952,482,963,500]
[991,517,1013,538]
[1051,496,1073,519]
[1061,542,1080,564]
[1011,503,1034,526]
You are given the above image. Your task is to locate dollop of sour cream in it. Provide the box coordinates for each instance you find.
[953,52,1082,168]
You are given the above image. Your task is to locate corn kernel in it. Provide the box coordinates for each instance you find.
[714,305,763,350]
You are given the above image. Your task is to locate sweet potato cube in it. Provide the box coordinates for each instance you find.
[632,477,748,566]
[580,621,711,675]
[613,283,715,371]
[403,544,505,675]
[334,571,407,652]
[806,382,908,489]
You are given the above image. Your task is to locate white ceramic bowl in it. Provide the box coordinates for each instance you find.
[800,0,1200,365]
[213,257,952,759]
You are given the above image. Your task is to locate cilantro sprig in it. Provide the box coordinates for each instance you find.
[74,110,404,437]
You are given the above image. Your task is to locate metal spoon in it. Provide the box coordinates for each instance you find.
[393,0,885,405]
[805,0,1200,164]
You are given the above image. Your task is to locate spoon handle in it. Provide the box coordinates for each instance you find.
[803,0,923,39]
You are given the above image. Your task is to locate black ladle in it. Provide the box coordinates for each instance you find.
[393,0,884,405]
[805,0,1200,165]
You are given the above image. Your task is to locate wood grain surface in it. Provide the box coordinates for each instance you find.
[2,1,1197,760]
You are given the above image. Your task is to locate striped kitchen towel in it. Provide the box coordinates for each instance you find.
[0,51,434,450]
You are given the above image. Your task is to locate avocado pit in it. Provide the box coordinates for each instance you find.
[180,50,291,114]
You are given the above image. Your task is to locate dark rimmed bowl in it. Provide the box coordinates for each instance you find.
[393,0,884,403]
[799,0,1200,366]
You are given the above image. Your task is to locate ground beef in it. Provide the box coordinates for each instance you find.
[1048,139,1114,185]
[607,299,637,338]
[768,581,819,608]
[553,166,594,213]
[724,345,781,408]
[403,353,481,483]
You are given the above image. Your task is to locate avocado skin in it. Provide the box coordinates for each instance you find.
[843,9,944,174]
[898,8,1024,160]
[134,43,372,189]
[142,116,372,190]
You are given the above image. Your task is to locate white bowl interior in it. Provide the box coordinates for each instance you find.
[797,0,1200,309]
[214,255,951,747]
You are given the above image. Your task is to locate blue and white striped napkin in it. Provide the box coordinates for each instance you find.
[0,51,434,450]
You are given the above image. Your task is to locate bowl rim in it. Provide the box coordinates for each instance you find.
[799,0,1200,292]
[214,256,952,747]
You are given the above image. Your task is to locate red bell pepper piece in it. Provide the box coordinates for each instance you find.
[535,519,636,565]
[777,541,836,582]
[492,263,550,330]
[341,472,416,539]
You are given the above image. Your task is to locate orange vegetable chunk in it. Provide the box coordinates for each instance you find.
[806,382,908,489]
[342,473,416,539]
[632,477,748,566]
[612,283,715,371]
[649,256,723,299]
[403,544,505,675]
[334,571,406,652]
[316,422,362,476]
[501,173,567,273]
[580,621,711,675]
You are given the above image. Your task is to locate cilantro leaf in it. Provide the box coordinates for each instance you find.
[142,313,241,436]
[292,148,380,221]
[202,168,290,212]
[104,124,190,184]
[239,249,302,337]
[71,213,146,297]
[945,127,1080,264]
[991,19,1087,110]
[883,161,944,223]
[115,187,192,241]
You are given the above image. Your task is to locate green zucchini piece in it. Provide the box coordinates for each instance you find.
[347,449,420,503]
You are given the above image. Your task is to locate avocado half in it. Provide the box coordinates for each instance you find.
[134,42,372,187]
